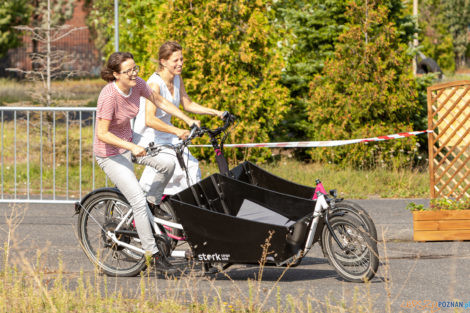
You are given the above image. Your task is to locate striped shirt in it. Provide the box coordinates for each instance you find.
[93,77,153,157]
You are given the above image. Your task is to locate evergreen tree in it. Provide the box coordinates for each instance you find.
[274,0,348,142]
[274,0,417,147]
[85,0,165,63]
[442,0,470,68]
[0,0,31,57]
[418,0,455,72]
[306,0,420,168]
[141,0,290,162]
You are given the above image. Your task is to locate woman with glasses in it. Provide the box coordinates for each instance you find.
[94,51,199,272]
[133,41,225,197]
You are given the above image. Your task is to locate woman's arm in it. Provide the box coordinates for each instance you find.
[147,81,200,128]
[180,78,224,118]
[97,118,146,156]
[144,98,190,139]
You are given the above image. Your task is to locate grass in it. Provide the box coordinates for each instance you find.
[0,79,33,105]
[0,205,391,313]
[1,117,430,199]
[2,152,430,199]
[0,78,104,106]
[0,77,430,199]
[200,159,429,198]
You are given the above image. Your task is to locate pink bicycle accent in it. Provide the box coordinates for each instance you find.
[163,225,186,240]
[312,182,327,200]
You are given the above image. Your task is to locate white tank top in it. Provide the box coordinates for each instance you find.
[133,73,181,146]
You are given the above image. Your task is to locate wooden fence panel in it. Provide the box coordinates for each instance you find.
[428,80,470,199]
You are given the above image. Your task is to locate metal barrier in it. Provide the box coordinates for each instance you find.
[0,107,108,204]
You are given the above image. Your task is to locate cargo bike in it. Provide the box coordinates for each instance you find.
[75,113,379,283]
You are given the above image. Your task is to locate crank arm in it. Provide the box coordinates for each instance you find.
[108,231,145,254]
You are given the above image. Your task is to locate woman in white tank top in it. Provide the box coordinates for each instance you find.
[133,41,224,195]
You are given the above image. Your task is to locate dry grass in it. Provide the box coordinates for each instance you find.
[200,159,429,199]
[0,204,388,313]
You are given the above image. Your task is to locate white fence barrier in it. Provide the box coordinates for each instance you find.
[0,107,107,204]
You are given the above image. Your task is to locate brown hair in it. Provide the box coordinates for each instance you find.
[100,52,134,82]
[158,41,182,70]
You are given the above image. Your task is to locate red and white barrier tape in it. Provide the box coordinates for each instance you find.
[189,130,432,148]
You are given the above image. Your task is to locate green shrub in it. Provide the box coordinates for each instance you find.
[306,0,420,169]
[141,0,291,163]
[406,198,470,211]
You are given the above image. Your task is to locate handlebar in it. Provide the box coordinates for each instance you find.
[143,112,237,157]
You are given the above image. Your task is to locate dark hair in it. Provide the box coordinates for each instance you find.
[100,52,134,82]
[158,41,182,70]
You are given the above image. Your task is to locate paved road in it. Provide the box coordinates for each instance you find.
[0,199,469,312]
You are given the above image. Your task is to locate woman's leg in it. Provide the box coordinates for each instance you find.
[96,152,158,255]
[163,148,200,195]
[137,150,175,205]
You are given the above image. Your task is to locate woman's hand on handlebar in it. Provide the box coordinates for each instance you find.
[131,144,146,157]
[175,128,191,140]
[186,118,201,129]
[221,111,237,124]
[215,110,225,119]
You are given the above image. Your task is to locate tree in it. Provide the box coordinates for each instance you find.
[442,0,470,68]
[142,0,290,162]
[29,0,74,70]
[84,0,113,56]
[7,0,83,106]
[0,0,31,57]
[85,0,165,64]
[418,0,455,73]
[306,0,420,168]
[273,0,417,148]
[273,0,349,142]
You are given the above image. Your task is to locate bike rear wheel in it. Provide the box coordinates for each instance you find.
[322,215,379,282]
[77,190,147,277]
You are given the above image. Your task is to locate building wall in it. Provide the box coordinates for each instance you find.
[1,0,102,78]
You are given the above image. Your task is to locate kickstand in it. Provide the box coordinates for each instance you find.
[203,262,218,274]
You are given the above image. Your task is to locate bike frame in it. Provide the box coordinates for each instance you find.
[89,192,330,263]
[77,114,338,264]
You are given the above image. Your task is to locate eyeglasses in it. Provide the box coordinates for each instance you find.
[120,65,140,76]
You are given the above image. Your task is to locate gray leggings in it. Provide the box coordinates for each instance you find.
[96,151,175,254]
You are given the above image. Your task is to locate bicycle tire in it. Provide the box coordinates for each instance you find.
[321,215,379,282]
[77,190,147,277]
[333,200,378,242]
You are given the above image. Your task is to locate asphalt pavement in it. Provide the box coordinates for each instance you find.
[1,198,469,312]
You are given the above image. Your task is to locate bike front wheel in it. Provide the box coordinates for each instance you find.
[321,215,379,282]
[333,200,378,242]
[77,190,147,277]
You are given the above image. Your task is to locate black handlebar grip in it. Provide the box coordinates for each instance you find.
[189,124,199,139]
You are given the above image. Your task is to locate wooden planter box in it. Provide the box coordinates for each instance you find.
[413,210,470,241]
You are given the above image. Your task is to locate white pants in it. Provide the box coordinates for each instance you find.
[139,147,201,195]
[96,151,175,254]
